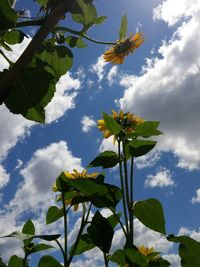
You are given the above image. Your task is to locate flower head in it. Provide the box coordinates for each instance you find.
[138,245,154,256]
[52,169,99,211]
[97,109,144,142]
[103,32,144,64]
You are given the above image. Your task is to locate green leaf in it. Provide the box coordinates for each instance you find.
[32,243,54,253]
[4,60,56,123]
[128,139,157,157]
[69,234,95,256]
[110,249,126,265]
[46,206,63,224]
[22,219,35,247]
[149,257,170,267]
[0,0,18,32]
[38,256,63,267]
[134,198,166,234]
[87,211,114,253]
[22,219,35,235]
[94,16,107,25]
[125,247,148,267]
[3,30,26,45]
[8,256,23,267]
[88,151,119,169]
[37,42,73,79]
[65,36,87,48]
[119,14,128,39]
[168,235,200,267]
[133,121,163,138]
[103,113,121,135]
[77,0,97,26]
[107,212,121,229]
[0,257,7,267]
[2,231,60,241]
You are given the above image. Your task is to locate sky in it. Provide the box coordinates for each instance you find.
[0,0,200,266]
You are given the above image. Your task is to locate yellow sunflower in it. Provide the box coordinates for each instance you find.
[138,245,154,256]
[52,169,99,211]
[97,109,144,143]
[103,32,144,64]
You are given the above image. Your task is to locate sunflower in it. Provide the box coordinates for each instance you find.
[52,169,99,211]
[103,32,144,64]
[97,109,144,143]
[138,245,154,256]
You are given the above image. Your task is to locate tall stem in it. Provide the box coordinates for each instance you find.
[66,204,92,266]
[118,140,129,236]
[129,156,134,244]
[62,192,68,266]
[103,252,108,267]
[55,239,66,264]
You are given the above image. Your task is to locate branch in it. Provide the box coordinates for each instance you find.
[0,0,76,104]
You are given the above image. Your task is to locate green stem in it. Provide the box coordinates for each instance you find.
[15,17,46,28]
[62,192,68,266]
[103,252,108,267]
[55,239,66,264]
[54,26,116,45]
[118,140,129,236]
[130,156,134,244]
[23,253,28,267]
[66,203,92,266]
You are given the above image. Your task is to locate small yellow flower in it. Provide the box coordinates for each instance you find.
[103,32,144,64]
[97,109,144,142]
[52,169,99,211]
[138,245,154,256]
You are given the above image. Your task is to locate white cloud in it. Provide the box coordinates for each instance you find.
[118,0,200,170]
[191,188,200,204]
[15,159,23,170]
[45,72,81,124]
[178,226,200,242]
[81,116,96,133]
[162,254,181,267]
[0,165,10,189]
[99,136,117,153]
[0,105,33,160]
[135,150,161,169]
[107,66,119,86]
[90,56,108,81]
[145,167,175,188]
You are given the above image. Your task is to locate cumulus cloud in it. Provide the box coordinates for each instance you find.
[117,0,200,170]
[162,254,181,267]
[135,150,161,169]
[90,56,108,81]
[107,66,119,86]
[45,72,82,124]
[191,188,200,204]
[178,226,200,242]
[145,167,175,188]
[0,165,10,190]
[81,115,96,133]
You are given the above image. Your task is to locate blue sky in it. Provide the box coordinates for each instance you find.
[0,0,200,266]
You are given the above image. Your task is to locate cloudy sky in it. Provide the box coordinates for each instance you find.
[1,0,200,266]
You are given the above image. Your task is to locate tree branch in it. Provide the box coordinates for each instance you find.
[0,0,76,104]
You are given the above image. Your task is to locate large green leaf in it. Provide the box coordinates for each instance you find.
[38,256,63,267]
[4,60,56,123]
[0,0,18,32]
[22,219,35,235]
[88,151,119,169]
[76,0,97,27]
[87,211,114,253]
[103,113,121,135]
[110,249,126,266]
[65,36,87,48]
[125,247,148,267]
[69,234,95,256]
[107,212,122,229]
[128,139,157,157]
[94,16,107,25]
[2,231,60,241]
[46,206,63,225]
[31,244,54,254]
[8,256,23,267]
[2,30,26,45]
[36,42,73,79]
[133,121,163,138]
[168,235,200,267]
[134,198,166,234]
[119,14,128,39]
